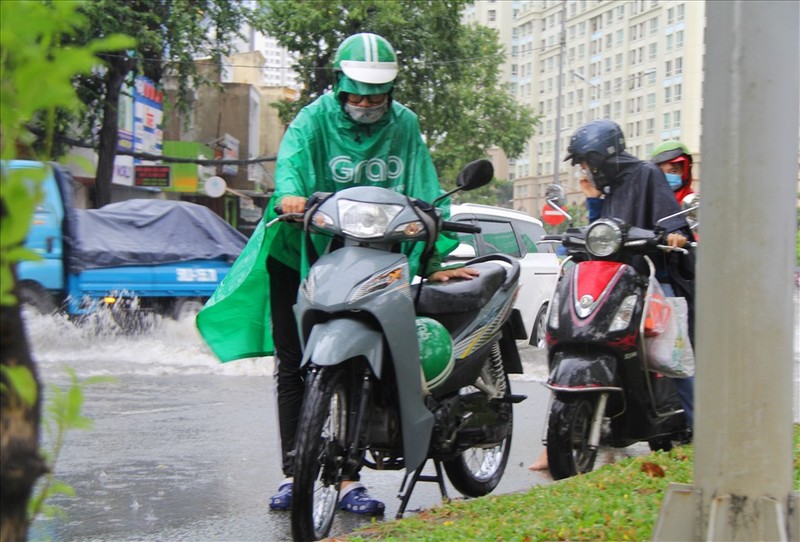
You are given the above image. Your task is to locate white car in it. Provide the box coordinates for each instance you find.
[447,203,560,348]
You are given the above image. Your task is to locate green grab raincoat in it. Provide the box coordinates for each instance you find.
[196,93,458,362]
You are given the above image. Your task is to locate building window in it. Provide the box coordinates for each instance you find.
[674,83,682,102]
[664,86,672,104]
[650,17,658,34]
[649,42,658,60]
[676,30,684,49]
[647,92,656,110]
[675,57,684,75]
[646,117,655,134]
[663,112,672,130]
[677,3,685,22]
[673,110,681,127]
[665,59,672,78]
[667,7,675,25]
[488,9,496,22]
[666,34,673,53]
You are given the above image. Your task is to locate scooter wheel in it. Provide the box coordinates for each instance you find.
[546,397,598,480]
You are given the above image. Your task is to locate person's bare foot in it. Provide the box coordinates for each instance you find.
[528,450,548,471]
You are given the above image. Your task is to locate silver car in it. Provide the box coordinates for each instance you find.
[448,203,560,348]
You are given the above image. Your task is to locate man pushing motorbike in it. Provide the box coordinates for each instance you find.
[196,32,476,515]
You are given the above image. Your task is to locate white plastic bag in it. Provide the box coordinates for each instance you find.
[644,289,695,378]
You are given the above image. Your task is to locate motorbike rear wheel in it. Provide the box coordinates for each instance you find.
[442,368,512,497]
[546,397,598,480]
[291,367,349,541]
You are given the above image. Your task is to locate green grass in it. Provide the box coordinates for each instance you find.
[346,425,800,541]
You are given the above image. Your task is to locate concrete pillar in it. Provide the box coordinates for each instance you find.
[653,2,799,540]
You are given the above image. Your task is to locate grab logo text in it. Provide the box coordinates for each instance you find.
[329,155,404,184]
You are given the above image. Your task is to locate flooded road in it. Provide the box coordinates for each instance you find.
[23,292,800,541]
[25,312,560,541]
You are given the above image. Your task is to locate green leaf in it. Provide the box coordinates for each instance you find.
[0,365,38,406]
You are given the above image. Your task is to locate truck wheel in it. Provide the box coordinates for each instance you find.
[17,282,57,315]
[172,298,205,320]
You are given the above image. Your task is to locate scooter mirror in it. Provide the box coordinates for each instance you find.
[545,184,567,208]
[456,159,494,191]
[682,193,699,220]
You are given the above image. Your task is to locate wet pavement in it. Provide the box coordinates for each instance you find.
[22,293,800,541]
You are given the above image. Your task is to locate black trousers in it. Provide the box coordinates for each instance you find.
[267,255,363,482]
[267,256,304,477]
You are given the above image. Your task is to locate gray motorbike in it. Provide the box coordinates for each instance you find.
[276,160,526,540]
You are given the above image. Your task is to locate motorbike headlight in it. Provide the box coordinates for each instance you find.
[586,219,623,257]
[609,294,638,332]
[338,200,403,239]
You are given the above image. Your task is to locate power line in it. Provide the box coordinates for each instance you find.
[27,125,276,165]
[97,41,557,74]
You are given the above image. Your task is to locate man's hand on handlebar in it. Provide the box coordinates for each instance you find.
[280,196,307,214]
[666,232,689,248]
[427,267,481,282]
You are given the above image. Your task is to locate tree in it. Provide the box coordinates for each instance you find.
[50,0,257,208]
[1,2,132,539]
[253,0,540,198]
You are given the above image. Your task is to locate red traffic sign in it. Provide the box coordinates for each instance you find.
[541,203,566,226]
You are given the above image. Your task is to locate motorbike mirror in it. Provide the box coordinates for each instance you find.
[544,184,567,208]
[434,159,494,207]
[682,193,699,220]
[456,159,494,191]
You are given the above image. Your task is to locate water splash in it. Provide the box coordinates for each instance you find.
[23,310,274,379]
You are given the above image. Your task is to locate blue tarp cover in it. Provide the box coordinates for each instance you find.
[68,198,248,271]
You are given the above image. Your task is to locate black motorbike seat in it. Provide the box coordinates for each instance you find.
[414,261,509,315]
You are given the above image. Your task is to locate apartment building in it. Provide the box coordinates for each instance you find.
[470,0,705,216]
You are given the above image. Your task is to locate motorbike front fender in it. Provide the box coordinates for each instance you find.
[300,318,434,473]
[301,319,384,377]
[545,351,622,393]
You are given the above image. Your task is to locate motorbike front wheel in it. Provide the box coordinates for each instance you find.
[443,371,513,498]
[546,397,598,480]
[291,367,349,541]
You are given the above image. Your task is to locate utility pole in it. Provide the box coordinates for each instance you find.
[551,0,567,188]
[653,2,799,539]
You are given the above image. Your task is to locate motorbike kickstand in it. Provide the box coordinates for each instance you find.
[395,459,449,519]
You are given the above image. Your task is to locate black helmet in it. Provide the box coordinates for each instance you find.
[564,119,626,167]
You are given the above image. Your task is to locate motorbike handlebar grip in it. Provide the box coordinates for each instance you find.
[442,221,481,234]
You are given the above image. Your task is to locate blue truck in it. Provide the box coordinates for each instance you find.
[10,160,247,325]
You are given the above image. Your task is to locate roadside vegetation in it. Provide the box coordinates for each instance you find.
[347,425,800,541]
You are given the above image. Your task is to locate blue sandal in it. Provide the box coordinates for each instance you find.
[269,481,292,510]
[337,483,385,515]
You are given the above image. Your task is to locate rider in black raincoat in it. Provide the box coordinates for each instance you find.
[564,119,696,430]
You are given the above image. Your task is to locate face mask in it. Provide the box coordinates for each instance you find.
[665,173,683,190]
[344,101,389,124]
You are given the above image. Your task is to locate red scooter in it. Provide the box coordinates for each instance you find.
[541,212,695,480]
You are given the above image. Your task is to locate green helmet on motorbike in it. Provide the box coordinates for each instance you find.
[416,317,454,391]
[333,33,398,96]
